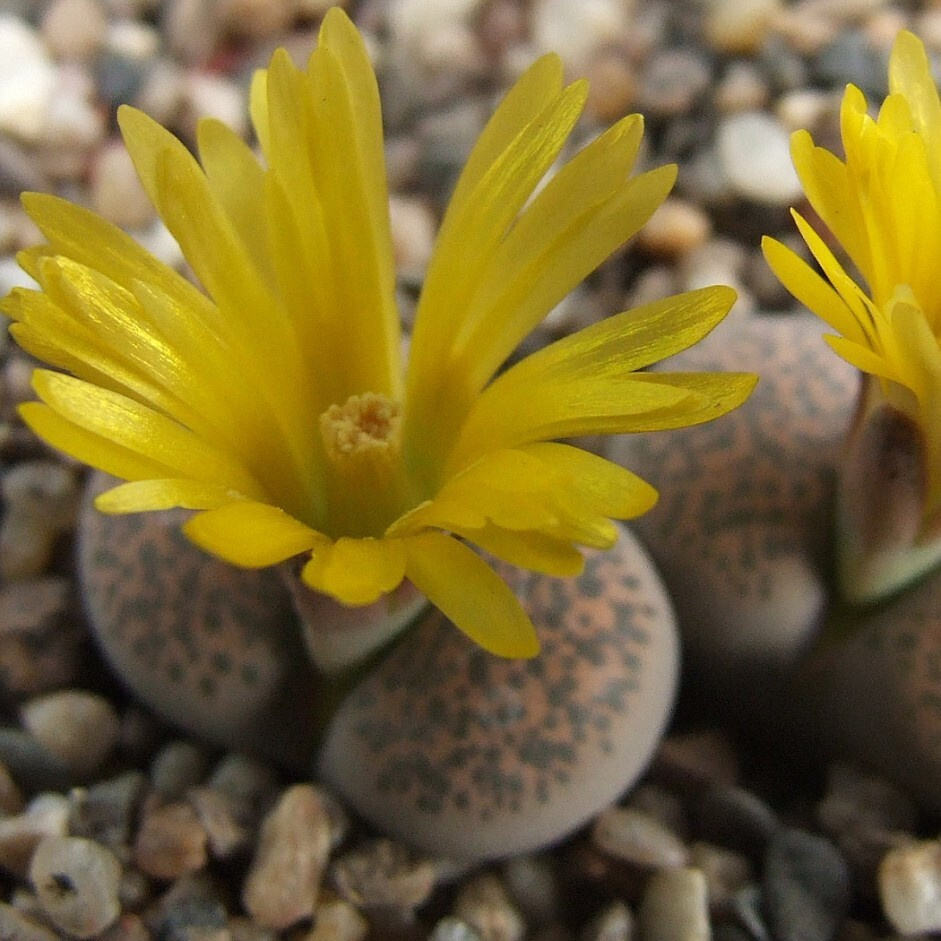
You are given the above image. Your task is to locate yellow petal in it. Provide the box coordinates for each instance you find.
[95,478,236,513]
[448,287,745,469]
[403,532,539,658]
[31,370,262,496]
[301,536,407,605]
[184,502,323,567]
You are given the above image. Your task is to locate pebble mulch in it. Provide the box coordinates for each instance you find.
[1,0,941,937]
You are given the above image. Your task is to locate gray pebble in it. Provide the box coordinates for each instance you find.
[29,835,121,939]
[638,48,713,116]
[149,741,209,800]
[0,729,72,794]
[695,785,780,862]
[68,771,148,849]
[762,829,851,941]
[207,753,277,807]
[813,30,888,98]
[147,874,228,941]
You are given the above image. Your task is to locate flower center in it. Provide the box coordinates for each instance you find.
[320,392,401,460]
[318,393,406,538]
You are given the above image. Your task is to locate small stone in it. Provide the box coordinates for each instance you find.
[0,577,81,697]
[307,895,369,941]
[162,0,219,66]
[331,839,436,912]
[21,691,120,778]
[704,0,782,55]
[0,730,72,795]
[879,840,941,935]
[147,874,228,941]
[242,785,331,930]
[637,48,712,117]
[689,842,752,911]
[215,0,296,40]
[591,807,689,871]
[531,0,630,71]
[0,17,56,143]
[68,771,148,849]
[179,72,248,140]
[638,867,710,941]
[694,785,780,862]
[429,919,484,941]
[817,764,916,837]
[762,829,851,941]
[1,461,78,580]
[29,836,121,939]
[207,753,277,808]
[714,61,770,113]
[501,854,559,926]
[775,89,842,133]
[0,901,60,941]
[579,900,634,941]
[36,64,105,178]
[40,0,107,61]
[638,198,712,259]
[105,19,160,61]
[185,787,250,860]
[584,53,637,123]
[650,729,740,793]
[91,140,156,230]
[134,801,209,880]
[0,793,70,878]
[453,873,526,941]
[717,111,802,205]
[150,741,209,800]
[389,195,435,283]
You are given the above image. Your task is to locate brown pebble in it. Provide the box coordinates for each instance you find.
[134,801,208,880]
[186,787,250,860]
[307,893,369,941]
[331,839,437,912]
[40,0,107,61]
[638,198,712,259]
[0,577,80,697]
[453,873,526,941]
[242,785,331,930]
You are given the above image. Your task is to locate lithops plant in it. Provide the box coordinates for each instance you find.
[1,10,755,860]
[619,29,941,805]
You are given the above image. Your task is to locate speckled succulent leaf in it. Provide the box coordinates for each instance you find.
[763,28,941,604]
[2,8,753,661]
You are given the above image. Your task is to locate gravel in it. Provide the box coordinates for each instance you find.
[0,0,937,937]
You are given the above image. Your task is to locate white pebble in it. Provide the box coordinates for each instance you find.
[30,836,121,939]
[453,874,526,941]
[180,71,248,139]
[389,195,435,282]
[0,794,69,878]
[717,110,802,205]
[91,140,156,231]
[704,0,782,55]
[879,841,941,935]
[40,0,107,61]
[105,19,161,61]
[639,867,710,941]
[0,17,57,143]
[531,0,630,70]
[592,807,689,870]
[21,691,120,778]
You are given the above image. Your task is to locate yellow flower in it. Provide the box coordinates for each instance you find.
[2,9,754,658]
[763,30,941,601]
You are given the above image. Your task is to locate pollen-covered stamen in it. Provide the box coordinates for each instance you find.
[320,392,401,460]
[319,393,407,538]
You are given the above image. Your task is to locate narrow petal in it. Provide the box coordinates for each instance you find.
[95,479,236,513]
[403,532,540,658]
[184,502,323,568]
[301,536,407,605]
